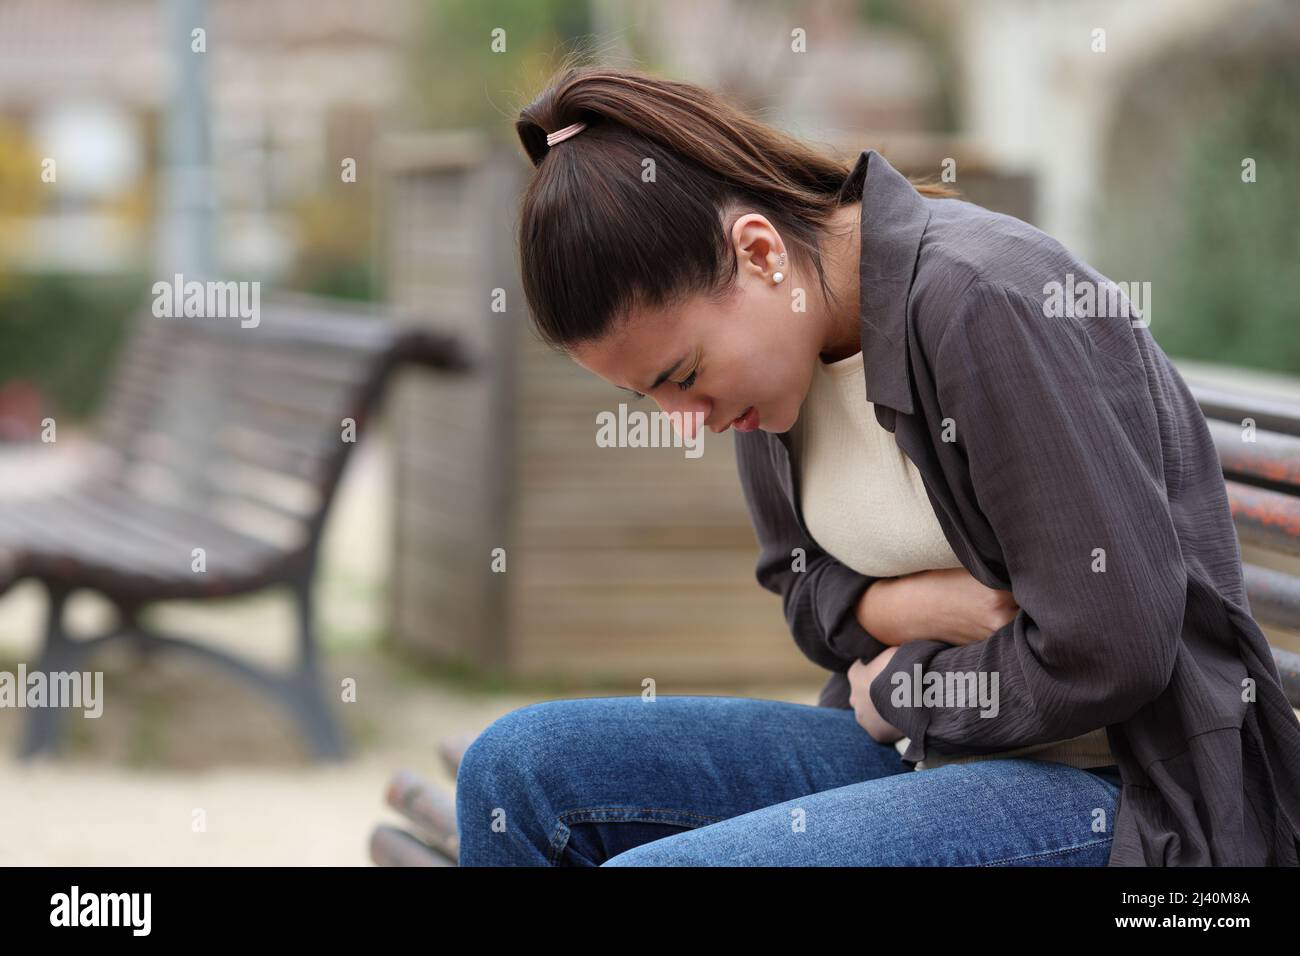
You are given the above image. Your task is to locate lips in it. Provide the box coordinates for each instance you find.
[731,405,759,432]
[711,405,759,433]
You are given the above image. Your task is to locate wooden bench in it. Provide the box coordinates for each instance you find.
[0,294,471,760]
[384,376,1300,865]
[1191,379,1300,696]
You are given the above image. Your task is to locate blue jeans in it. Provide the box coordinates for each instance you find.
[454,695,1122,866]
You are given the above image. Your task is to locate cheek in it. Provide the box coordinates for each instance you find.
[711,291,808,409]
[736,330,799,393]
[758,310,811,387]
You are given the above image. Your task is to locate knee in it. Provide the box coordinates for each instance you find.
[456,702,544,793]
[454,699,588,815]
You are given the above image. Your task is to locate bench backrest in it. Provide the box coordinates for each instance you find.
[1191,380,1300,708]
[93,294,470,561]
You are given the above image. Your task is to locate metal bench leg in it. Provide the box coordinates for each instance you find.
[17,583,78,759]
[287,573,349,761]
[16,577,349,762]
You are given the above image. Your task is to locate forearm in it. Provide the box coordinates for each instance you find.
[761,550,891,669]
[857,574,931,647]
[858,566,1021,650]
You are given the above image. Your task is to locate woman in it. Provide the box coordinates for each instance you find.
[454,65,1300,866]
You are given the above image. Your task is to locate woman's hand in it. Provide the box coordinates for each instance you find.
[848,648,905,743]
[857,567,1019,647]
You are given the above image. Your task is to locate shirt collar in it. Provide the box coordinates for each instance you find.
[838,148,931,419]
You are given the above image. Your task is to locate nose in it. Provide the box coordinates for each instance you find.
[653,393,712,441]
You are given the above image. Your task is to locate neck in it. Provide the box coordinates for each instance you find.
[817,202,864,363]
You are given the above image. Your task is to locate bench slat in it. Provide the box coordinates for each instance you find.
[0,498,197,580]
[1205,419,1300,491]
[1191,381,1300,438]
[1271,646,1300,711]
[1224,481,1300,558]
[1244,561,1300,633]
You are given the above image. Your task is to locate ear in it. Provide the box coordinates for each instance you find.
[731,213,784,279]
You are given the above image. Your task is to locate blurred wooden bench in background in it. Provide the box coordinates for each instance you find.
[0,294,471,760]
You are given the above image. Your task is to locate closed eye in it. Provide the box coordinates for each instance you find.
[623,367,696,401]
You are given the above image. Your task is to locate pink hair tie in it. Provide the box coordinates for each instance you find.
[546,121,587,146]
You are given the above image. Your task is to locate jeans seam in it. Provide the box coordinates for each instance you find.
[547,820,570,865]
[974,838,1113,867]
[559,806,725,826]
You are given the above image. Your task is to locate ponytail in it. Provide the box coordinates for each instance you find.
[515,59,953,351]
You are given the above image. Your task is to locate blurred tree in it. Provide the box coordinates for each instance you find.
[1097,52,1300,375]
[1157,71,1300,373]
[403,0,595,131]
[287,192,380,302]
[0,272,146,422]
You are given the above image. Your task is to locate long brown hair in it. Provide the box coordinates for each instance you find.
[515,61,953,352]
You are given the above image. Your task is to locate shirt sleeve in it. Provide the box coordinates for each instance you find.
[733,429,891,673]
[869,279,1188,763]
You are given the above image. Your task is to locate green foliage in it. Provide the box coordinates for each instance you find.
[404,0,594,131]
[0,272,148,421]
[1098,67,1300,374]
[296,261,379,303]
[1156,72,1300,373]
[285,193,382,303]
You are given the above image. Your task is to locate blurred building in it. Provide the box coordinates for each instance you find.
[0,0,412,277]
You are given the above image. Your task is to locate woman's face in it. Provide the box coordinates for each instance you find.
[569,212,850,441]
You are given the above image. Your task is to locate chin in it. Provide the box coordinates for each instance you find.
[765,407,797,434]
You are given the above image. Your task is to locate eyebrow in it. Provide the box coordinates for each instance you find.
[617,353,687,396]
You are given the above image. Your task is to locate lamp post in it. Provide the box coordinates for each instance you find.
[155,0,215,281]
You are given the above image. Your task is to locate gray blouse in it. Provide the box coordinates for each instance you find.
[732,148,1300,866]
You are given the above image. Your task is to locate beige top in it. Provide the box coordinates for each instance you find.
[788,349,1114,771]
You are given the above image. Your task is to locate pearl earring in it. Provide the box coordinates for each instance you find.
[773,252,786,284]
